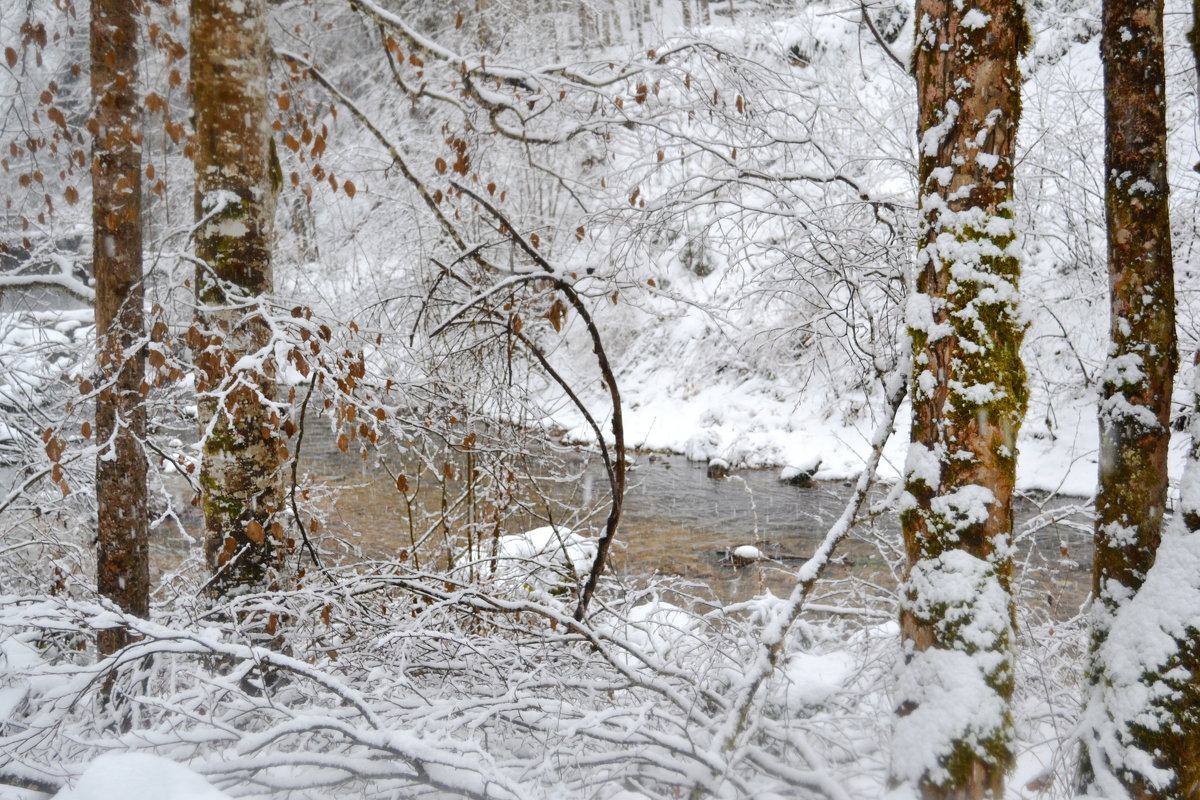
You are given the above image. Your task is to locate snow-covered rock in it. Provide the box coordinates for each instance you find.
[779,457,822,486]
[706,457,731,480]
[731,544,764,564]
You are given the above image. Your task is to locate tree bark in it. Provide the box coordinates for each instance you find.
[892,1,1027,797]
[1092,0,1175,641]
[191,0,288,597]
[1079,356,1200,800]
[91,0,149,655]
[1079,1,1181,795]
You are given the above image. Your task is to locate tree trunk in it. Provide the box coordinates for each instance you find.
[1080,353,1200,800]
[1079,1,1181,795]
[578,1,593,45]
[1192,0,1200,84]
[892,1,1027,798]
[92,0,149,655]
[1091,0,1175,643]
[191,0,288,597]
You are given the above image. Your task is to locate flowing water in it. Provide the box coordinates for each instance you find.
[198,425,1094,618]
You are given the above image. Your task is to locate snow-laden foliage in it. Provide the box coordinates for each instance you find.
[0,573,896,799]
[0,0,1198,796]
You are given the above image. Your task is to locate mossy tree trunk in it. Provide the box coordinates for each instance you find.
[892,1,1027,798]
[1079,359,1200,800]
[1085,0,1176,783]
[1159,358,1200,800]
[92,0,149,655]
[1080,1,1184,795]
[191,0,288,597]
[1091,0,1175,643]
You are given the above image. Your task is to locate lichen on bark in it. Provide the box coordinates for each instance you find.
[191,0,289,599]
[894,0,1027,797]
[1080,0,1179,795]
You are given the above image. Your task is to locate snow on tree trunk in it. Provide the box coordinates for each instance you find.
[191,0,288,597]
[1091,0,1176,650]
[1079,1,1183,795]
[92,0,149,655]
[1081,355,1200,800]
[892,1,1028,797]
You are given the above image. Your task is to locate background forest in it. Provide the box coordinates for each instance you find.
[1,0,1199,797]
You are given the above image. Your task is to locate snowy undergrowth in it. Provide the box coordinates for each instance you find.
[0,573,900,800]
[0,565,1091,800]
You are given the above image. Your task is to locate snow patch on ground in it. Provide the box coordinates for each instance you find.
[55,753,230,800]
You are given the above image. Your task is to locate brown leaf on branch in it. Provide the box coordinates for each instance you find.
[546,299,566,332]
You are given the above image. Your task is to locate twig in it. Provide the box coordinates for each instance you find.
[713,360,908,755]
[447,180,626,621]
[860,0,907,72]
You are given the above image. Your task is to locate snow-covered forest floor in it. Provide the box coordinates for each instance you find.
[1,0,1198,796]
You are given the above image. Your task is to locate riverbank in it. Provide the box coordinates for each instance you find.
[556,373,1195,502]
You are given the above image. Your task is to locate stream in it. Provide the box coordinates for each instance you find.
[223,425,1096,617]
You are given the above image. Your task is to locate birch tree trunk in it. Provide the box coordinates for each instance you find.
[191,0,288,597]
[92,0,149,655]
[892,1,1028,797]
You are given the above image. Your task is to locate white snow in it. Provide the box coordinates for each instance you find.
[960,9,991,30]
[920,99,960,157]
[55,753,231,800]
[929,484,995,532]
[493,526,597,595]
[200,189,241,215]
[780,649,855,709]
[732,544,764,561]
[778,454,821,482]
[604,599,699,667]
